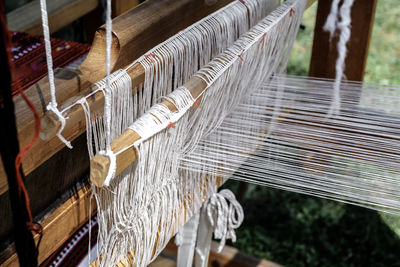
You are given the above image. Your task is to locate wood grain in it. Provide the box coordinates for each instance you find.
[163,241,282,267]
[6,0,99,35]
[309,0,377,81]
[112,0,140,18]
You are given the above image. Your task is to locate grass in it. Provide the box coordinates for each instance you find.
[224,1,400,266]
[288,1,400,85]
[224,181,400,267]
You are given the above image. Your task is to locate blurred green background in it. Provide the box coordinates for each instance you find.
[225,1,400,266]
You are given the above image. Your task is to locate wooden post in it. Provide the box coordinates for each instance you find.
[309,0,377,81]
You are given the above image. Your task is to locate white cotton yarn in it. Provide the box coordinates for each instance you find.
[324,0,355,117]
[91,1,305,266]
[181,74,400,215]
[40,0,72,148]
[206,189,244,252]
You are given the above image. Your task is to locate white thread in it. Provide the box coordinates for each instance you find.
[46,105,72,148]
[39,0,56,104]
[98,150,116,187]
[124,87,195,153]
[179,74,400,215]
[40,0,72,148]
[323,0,341,38]
[90,0,301,265]
[206,189,244,252]
[104,0,113,152]
[324,0,355,117]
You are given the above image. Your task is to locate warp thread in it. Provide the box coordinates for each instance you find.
[206,189,244,252]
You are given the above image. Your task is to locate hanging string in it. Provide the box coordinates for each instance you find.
[323,0,341,38]
[324,0,355,117]
[39,0,72,148]
[104,0,112,151]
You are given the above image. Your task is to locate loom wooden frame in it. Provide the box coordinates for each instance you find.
[0,0,379,265]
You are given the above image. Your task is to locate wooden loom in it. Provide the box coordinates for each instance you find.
[0,0,378,266]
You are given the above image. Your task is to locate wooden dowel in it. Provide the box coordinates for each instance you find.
[39,63,145,141]
[90,77,206,186]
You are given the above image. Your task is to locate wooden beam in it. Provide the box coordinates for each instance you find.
[112,0,140,18]
[309,0,377,81]
[79,0,234,83]
[88,0,317,186]
[6,0,99,35]
[0,185,96,266]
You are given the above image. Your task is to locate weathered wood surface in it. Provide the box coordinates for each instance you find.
[163,241,283,267]
[6,0,99,35]
[309,0,377,81]
[113,0,141,18]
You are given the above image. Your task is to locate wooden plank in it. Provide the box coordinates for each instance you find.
[309,0,377,81]
[79,0,234,83]
[6,0,99,35]
[113,0,140,17]
[0,185,96,266]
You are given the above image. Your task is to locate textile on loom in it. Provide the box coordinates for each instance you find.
[85,0,305,265]
[15,0,394,265]
[182,74,400,214]
[10,31,90,96]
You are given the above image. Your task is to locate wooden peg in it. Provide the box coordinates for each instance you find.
[39,63,145,142]
[90,129,141,185]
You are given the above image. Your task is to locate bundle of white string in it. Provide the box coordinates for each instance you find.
[324,0,355,117]
[206,189,244,252]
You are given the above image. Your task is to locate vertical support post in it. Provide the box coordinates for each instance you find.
[194,205,214,267]
[176,211,200,267]
[309,0,377,81]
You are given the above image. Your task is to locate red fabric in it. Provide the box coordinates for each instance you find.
[10,31,90,96]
